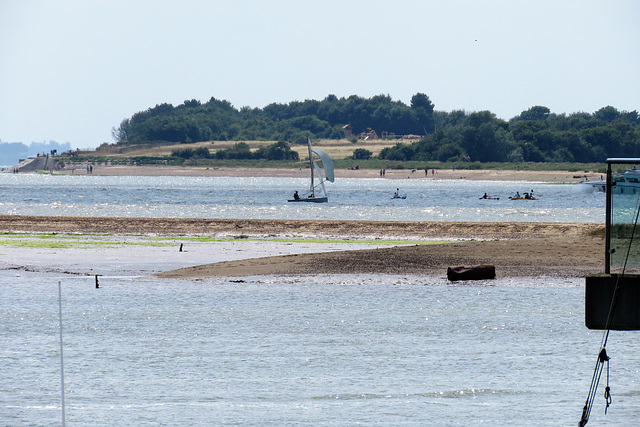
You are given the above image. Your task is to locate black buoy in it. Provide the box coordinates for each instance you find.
[179,243,184,252]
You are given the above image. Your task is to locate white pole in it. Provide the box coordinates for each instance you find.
[58,281,66,426]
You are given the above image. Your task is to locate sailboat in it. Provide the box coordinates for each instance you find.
[288,139,335,203]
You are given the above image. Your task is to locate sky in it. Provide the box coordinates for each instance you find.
[1,0,639,149]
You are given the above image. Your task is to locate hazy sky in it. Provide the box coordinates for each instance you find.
[1,0,639,149]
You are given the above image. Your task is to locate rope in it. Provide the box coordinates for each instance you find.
[579,349,609,426]
[578,190,640,426]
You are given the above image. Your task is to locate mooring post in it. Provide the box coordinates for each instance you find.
[58,281,66,426]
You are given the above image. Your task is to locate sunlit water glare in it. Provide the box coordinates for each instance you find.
[0,174,604,222]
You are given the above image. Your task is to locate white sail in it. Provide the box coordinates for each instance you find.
[311,157,327,197]
[312,149,334,182]
[288,139,334,203]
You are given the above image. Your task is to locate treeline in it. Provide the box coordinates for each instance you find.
[111,94,639,163]
[380,106,640,163]
[111,93,435,145]
[172,141,299,160]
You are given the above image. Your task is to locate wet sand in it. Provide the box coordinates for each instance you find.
[0,215,605,279]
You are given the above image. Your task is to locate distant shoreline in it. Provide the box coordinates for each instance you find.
[46,164,602,183]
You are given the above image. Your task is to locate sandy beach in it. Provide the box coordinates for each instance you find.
[0,215,605,280]
[57,163,602,183]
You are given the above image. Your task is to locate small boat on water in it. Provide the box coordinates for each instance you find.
[288,139,335,203]
[392,188,407,199]
[582,168,640,194]
[509,192,538,200]
[612,168,640,194]
[479,193,499,200]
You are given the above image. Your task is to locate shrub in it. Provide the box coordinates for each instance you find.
[352,148,372,160]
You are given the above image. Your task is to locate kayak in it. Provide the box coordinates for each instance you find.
[392,195,407,199]
[509,197,539,200]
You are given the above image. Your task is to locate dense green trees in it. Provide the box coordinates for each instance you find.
[378,106,639,163]
[205,141,299,161]
[112,94,436,146]
[112,94,639,164]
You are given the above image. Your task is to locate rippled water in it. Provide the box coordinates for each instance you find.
[2,174,632,425]
[1,274,638,425]
[0,174,604,222]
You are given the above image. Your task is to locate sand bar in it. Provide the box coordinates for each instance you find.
[0,215,604,279]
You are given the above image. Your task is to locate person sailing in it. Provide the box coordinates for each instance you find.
[293,190,300,200]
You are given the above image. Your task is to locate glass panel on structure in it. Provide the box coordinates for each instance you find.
[610,164,640,274]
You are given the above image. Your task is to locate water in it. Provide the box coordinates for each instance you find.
[2,274,639,425]
[0,174,604,222]
[2,174,635,425]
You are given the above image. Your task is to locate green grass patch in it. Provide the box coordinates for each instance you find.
[0,232,453,249]
[0,240,96,249]
[0,237,176,249]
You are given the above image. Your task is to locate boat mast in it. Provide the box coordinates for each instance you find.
[308,139,314,197]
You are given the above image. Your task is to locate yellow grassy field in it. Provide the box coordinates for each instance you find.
[94,138,404,159]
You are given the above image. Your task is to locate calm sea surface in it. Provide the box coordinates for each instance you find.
[2,175,637,425]
[2,274,639,426]
[0,174,604,222]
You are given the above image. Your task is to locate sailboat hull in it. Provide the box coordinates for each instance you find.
[288,197,328,203]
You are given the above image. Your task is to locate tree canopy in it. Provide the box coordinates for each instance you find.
[112,94,639,163]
